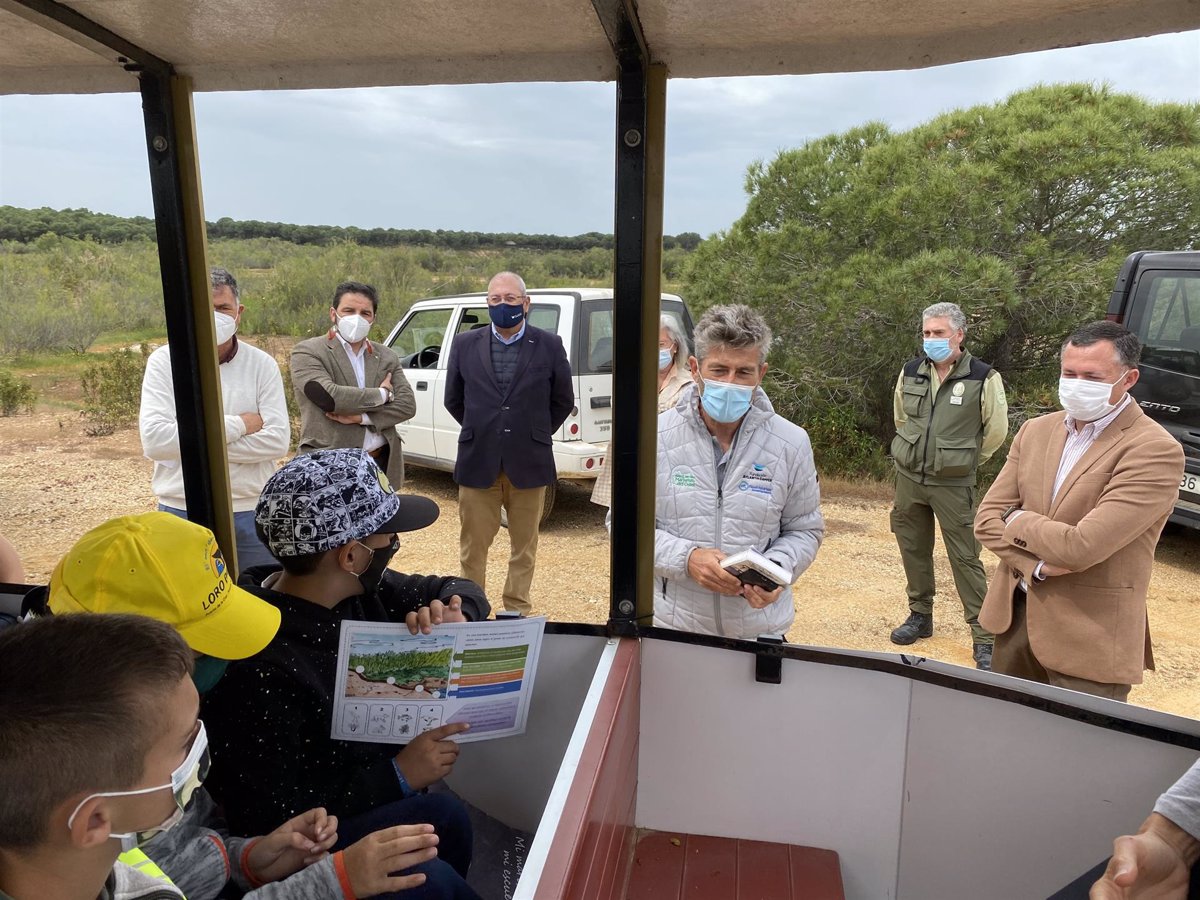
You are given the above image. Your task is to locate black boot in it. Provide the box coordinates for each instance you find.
[890,611,933,645]
[973,642,993,671]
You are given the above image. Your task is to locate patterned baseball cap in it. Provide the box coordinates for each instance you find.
[256,448,439,557]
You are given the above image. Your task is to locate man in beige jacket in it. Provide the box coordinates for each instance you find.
[976,321,1184,701]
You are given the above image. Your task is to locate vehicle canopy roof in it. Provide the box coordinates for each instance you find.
[3,0,1196,95]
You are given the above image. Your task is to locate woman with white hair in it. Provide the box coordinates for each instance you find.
[590,314,694,507]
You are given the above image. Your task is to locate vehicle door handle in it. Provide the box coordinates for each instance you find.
[416,382,428,390]
[591,396,611,409]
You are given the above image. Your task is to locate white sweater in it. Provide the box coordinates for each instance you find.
[139,341,291,512]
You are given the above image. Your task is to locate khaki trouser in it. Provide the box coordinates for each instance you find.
[458,474,546,615]
[993,589,1131,702]
[889,473,992,643]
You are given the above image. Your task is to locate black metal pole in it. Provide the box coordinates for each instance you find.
[608,62,649,627]
[138,72,219,532]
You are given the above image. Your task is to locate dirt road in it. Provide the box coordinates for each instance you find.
[2,411,1197,716]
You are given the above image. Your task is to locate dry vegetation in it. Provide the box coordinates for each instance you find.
[2,412,1197,718]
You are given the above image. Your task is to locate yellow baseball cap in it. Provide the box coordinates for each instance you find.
[49,512,280,660]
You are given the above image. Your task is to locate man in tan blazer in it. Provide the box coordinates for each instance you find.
[291,281,416,489]
[976,321,1184,701]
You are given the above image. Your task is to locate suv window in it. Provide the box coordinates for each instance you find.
[391,308,452,369]
[1134,273,1200,377]
[585,308,614,372]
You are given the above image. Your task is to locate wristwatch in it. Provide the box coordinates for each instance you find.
[1000,505,1019,523]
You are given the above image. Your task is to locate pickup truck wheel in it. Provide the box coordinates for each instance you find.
[499,480,557,529]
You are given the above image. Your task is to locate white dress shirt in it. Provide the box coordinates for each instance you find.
[336,334,388,453]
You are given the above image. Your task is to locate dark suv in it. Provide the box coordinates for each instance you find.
[1106,251,1200,529]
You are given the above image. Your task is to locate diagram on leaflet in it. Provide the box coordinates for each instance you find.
[331,617,546,745]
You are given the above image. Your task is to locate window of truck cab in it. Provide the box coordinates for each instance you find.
[1131,271,1200,378]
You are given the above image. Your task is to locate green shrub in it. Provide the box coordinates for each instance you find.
[0,370,36,415]
[80,343,149,436]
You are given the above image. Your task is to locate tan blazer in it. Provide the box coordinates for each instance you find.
[976,402,1184,685]
[290,334,416,489]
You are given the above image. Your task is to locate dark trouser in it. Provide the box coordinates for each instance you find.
[992,588,1132,702]
[889,474,992,643]
[334,794,481,900]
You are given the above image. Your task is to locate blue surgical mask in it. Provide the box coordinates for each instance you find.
[489,303,525,330]
[700,379,755,423]
[923,338,953,362]
[658,349,673,371]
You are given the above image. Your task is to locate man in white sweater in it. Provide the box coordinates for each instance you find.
[139,268,290,568]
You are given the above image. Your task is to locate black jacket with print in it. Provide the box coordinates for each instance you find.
[200,568,488,835]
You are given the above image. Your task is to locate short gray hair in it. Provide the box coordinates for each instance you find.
[659,313,690,358]
[489,271,527,295]
[210,267,240,301]
[694,304,772,365]
[922,302,965,334]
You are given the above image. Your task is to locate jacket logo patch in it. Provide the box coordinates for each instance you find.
[952,382,966,396]
[738,480,773,496]
[671,470,697,488]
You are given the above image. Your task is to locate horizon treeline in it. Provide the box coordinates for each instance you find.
[0,205,704,252]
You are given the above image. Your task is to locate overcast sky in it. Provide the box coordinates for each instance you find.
[0,30,1197,237]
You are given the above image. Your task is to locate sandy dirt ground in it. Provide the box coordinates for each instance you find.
[2,411,1197,717]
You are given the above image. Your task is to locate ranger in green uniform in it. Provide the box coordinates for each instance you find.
[889,303,1008,670]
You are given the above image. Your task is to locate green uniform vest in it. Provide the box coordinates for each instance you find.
[891,350,992,487]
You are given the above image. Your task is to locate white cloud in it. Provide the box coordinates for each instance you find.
[1,31,1196,235]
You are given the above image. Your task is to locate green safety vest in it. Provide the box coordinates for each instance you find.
[891,350,993,487]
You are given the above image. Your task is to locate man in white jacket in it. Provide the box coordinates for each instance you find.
[140,267,290,568]
[654,304,824,639]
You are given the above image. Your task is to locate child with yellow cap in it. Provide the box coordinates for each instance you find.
[24,512,449,899]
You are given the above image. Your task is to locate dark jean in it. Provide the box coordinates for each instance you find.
[333,794,481,900]
[158,505,276,570]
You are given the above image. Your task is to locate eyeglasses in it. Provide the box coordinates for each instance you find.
[487,294,526,305]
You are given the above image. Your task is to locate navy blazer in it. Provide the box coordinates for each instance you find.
[444,323,574,489]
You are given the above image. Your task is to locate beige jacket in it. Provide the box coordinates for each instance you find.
[976,402,1184,685]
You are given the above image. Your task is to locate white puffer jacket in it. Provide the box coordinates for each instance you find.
[654,385,824,639]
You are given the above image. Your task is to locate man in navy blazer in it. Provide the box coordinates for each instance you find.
[444,271,574,614]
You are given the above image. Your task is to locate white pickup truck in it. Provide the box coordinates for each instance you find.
[383,288,693,521]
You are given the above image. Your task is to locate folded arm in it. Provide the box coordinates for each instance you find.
[974,420,1040,582]
[290,342,390,414]
[1003,436,1184,573]
[226,362,291,463]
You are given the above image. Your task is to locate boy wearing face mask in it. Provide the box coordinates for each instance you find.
[654,304,824,639]
[201,449,486,899]
[888,302,1009,671]
[27,511,456,900]
[140,267,291,569]
[291,282,416,492]
[975,321,1184,701]
[0,613,201,900]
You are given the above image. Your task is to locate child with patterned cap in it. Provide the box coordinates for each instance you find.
[203,448,486,900]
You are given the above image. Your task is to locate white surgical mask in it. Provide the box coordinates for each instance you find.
[336,313,371,344]
[214,311,238,345]
[67,721,210,852]
[1058,370,1128,422]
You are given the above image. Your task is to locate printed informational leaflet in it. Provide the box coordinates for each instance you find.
[332,617,546,745]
